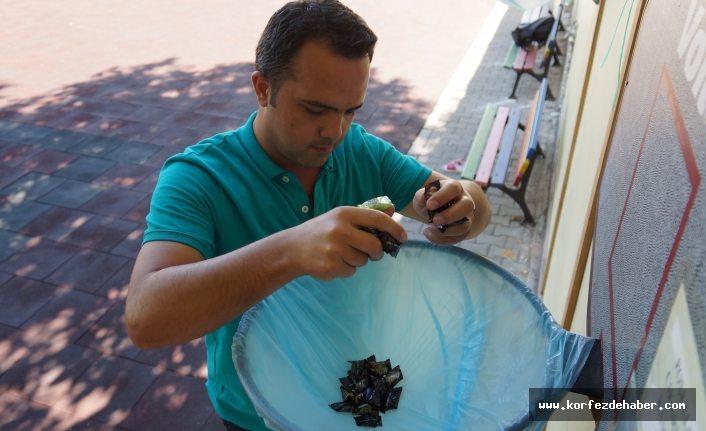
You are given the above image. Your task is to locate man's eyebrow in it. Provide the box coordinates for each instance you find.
[301,100,364,112]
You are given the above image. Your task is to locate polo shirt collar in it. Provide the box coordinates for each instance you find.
[234,111,337,180]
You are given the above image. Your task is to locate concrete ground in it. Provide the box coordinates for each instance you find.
[0,1,568,430]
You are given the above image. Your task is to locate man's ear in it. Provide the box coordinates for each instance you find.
[251,71,270,107]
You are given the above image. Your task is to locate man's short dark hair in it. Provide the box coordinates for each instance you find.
[255,0,378,106]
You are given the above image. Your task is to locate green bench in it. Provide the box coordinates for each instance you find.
[505,2,564,101]
[461,78,549,226]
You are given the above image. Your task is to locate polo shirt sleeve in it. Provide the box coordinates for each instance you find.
[369,133,432,210]
[143,155,221,259]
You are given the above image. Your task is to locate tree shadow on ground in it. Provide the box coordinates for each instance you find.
[0,57,432,430]
[0,58,431,154]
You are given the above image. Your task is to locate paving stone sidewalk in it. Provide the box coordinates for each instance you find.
[402,4,569,292]
[0,2,569,430]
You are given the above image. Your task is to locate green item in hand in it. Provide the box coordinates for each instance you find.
[356,196,401,258]
[357,196,393,211]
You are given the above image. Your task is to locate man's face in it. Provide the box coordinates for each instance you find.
[256,40,370,170]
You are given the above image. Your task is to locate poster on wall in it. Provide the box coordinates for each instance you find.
[589,0,705,429]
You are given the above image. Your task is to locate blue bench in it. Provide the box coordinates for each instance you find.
[504,3,564,101]
[461,78,549,226]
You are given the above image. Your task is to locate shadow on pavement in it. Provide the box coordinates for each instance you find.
[0,58,431,430]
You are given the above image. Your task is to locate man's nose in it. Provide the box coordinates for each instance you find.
[320,114,344,141]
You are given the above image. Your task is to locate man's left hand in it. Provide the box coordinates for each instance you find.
[410,179,479,245]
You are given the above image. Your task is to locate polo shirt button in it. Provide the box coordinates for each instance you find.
[282,176,290,183]
[302,205,309,213]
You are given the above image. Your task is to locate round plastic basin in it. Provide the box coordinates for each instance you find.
[233,240,588,430]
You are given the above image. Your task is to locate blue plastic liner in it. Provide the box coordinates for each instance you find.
[233,240,594,430]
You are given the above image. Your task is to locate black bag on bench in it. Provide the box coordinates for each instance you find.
[511,16,555,49]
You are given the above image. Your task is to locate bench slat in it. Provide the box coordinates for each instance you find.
[505,44,519,70]
[530,6,541,22]
[539,3,551,18]
[475,107,510,187]
[526,78,548,161]
[542,4,563,67]
[461,104,498,181]
[490,108,522,187]
[513,47,529,71]
[523,45,538,71]
[520,9,532,24]
[513,92,539,186]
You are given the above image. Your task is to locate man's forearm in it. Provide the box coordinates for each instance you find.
[126,229,304,349]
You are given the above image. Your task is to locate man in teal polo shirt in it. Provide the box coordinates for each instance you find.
[126,1,491,430]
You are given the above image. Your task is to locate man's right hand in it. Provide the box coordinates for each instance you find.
[286,205,407,281]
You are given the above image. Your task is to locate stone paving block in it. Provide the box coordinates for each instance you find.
[109,225,145,259]
[0,337,101,405]
[53,354,160,426]
[0,167,27,191]
[62,215,138,252]
[193,100,241,116]
[0,143,44,168]
[45,249,128,293]
[18,207,95,242]
[29,129,89,151]
[134,337,208,379]
[0,324,46,375]
[150,126,208,148]
[64,97,141,118]
[473,231,507,248]
[80,187,149,218]
[37,179,106,209]
[95,260,134,301]
[459,241,490,257]
[157,110,207,129]
[66,135,125,157]
[51,110,105,134]
[190,115,245,135]
[0,277,57,327]
[493,223,530,240]
[103,141,161,164]
[142,146,180,168]
[487,243,510,262]
[0,389,105,431]
[76,301,140,359]
[0,238,80,280]
[125,105,175,123]
[93,163,156,188]
[122,194,151,223]
[20,288,113,342]
[54,156,116,181]
[498,203,523,217]
[28,109,74,129]
[0,172,66,201]
[0,123,54,145]
[17,149,79,174]
[0,200,51,231]
[119,370,214,431]
[201,411,227,431]
[0,391,19,418]
[109,120,169,142]
[0,120,22,135]
[0,231,33,263]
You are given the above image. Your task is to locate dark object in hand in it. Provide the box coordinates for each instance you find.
[329,355,404,427]
[424,180,469,233]
[358,227,401,258]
